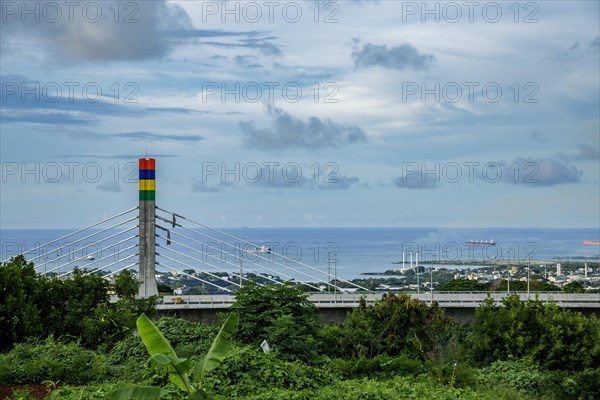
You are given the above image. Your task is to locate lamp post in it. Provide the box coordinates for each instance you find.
[239,250,244,287]
[430,262,434,305]
[416,252,420,295]
[507,250,510,294]
[527,261,530,298]
[327,254,331,293]
[333,254,338,302]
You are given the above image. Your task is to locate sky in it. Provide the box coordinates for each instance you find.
[0,0,599,229]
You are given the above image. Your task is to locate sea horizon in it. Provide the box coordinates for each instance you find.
[2,227,598,281]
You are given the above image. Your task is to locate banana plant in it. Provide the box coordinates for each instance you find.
[110,312,238,400]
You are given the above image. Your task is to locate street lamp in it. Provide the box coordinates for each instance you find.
[416,252,420,295]
[239,250,244,287]
[527,261,530,298]
[507,250,510,294]
[327,251,331,293]
[430,262,434,305]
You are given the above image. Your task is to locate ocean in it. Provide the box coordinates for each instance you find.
[1,227,599,281]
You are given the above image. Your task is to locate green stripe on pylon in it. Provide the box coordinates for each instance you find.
[139,191,155,201]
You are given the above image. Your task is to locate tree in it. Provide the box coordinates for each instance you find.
[0,256,43,350]
[0,255,156,350]
[230,281,319,363]
[441,279,490,291]
[336,293,448,359]
[562,281,584,293]
[470,294,600,370]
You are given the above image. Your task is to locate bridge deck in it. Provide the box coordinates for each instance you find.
[157,292,600,310]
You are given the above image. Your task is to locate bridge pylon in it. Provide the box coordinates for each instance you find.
[138,157,158,298]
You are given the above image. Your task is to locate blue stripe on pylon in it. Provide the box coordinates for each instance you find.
[139,169,155,180]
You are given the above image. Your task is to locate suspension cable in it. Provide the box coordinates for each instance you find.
[155,251,240,289]
[155,206,371,292]
[48,241,137,276]
[163,228,322,291]
[2,207,138,263]
[57,250,137,279]
[81,253,138,276]
[34,224,138,269]
[156,243,252,287]
[31,217,138,265]
[157,230,286,287]
[160,216,338,290]
[103,263,138,279]
[155,260,232,293]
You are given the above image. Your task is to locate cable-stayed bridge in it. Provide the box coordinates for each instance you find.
[1,157,367,297]
[2,157,598,319]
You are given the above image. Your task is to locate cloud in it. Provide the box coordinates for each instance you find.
[549,36,600,64]
[113,131,204,143]
[0,77,203,125]
[191,181,224,193]
[590,36,599,59]
[240,104,368,150]
[528,130,547,143]
[234,55,263,68]
[393,174,441,189]
[57,153,180,159]
[317,175,359,190]
[505,157,582,186]
[557,144,599,162]
[199,37,282,56]
[351,40,434,70]
[96,182,121,192]
[1,1,192,61]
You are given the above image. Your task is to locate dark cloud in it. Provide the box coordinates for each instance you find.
[393,174,441,189]
[1,1,192,61]
[0,112,91,125]
[191,181,225,193]
[558,144,599,162]
[200,37,282,56]
[56,154,180,159]
[549,36,600,64]
[351,40,434,70]
[590,36,600,60]
[113,131,204,143]
[96,182,121,193]
[234,55,263,68]
[0,77,202,125]
[504,157,582,186]
[528,130,547,143]
[317,175,359,190]
[164,29,264,39]
[240,104,368,150]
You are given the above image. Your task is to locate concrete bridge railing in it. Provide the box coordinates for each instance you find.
[157,292,600,310]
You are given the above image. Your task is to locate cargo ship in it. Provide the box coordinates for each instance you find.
[583,241,600,245]
[464,240,496,246]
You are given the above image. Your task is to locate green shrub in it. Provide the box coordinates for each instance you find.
[230,282,320,364]
[204,345,333,398]
[476,359,547,395]
[212,375,481,400]
[331,354,429,379]
[0,338,110,385]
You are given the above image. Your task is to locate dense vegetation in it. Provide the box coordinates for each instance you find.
[0,255,157,350]
[1,256,599,399]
